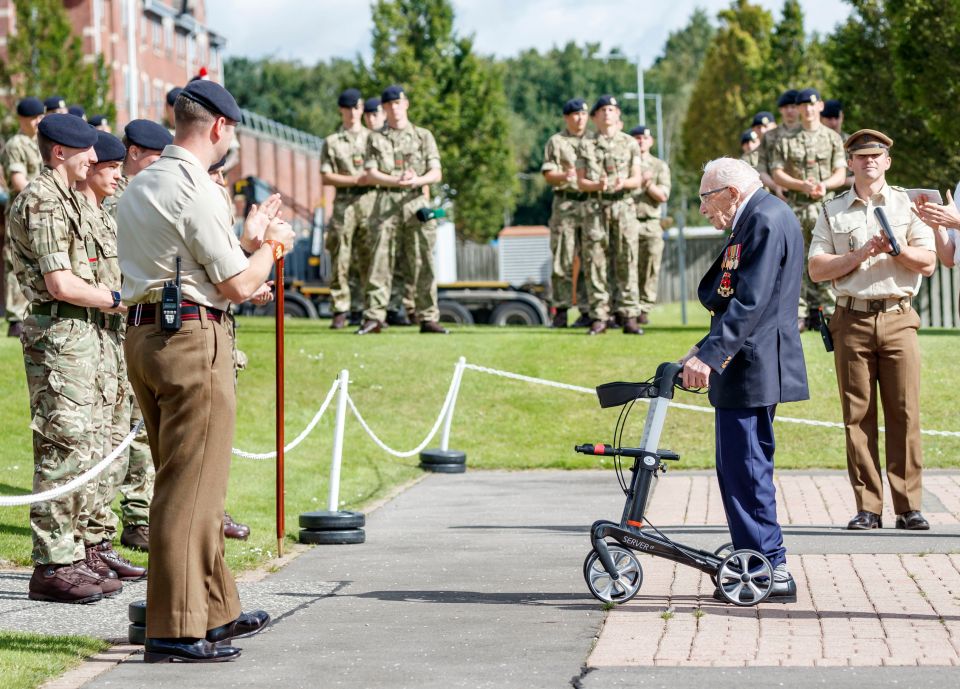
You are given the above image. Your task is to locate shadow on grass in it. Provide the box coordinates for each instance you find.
[0,522,31,537]
[0,483,30,496]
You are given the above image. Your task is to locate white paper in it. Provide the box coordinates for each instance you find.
[907,188,943,205]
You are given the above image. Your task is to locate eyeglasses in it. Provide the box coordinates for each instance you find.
[699,186,729,203]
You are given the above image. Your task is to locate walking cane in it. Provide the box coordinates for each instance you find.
[273,249,286,558]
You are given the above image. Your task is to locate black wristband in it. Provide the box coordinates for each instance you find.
[111,290,122,309]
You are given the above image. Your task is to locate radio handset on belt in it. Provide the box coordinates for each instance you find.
[873,207,901,256]
[160,256,182,332]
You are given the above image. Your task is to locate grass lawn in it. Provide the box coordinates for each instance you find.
[0,632,107,689]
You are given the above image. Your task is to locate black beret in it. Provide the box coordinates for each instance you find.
[562,98,588,115]
[166,87,183,106]
[590,94,619,115]
[628,125,651,137]
[38,113,98,148]
[93,131,126,163]
[16,97,44,117]
[776,89,798,107]
[44,95,67,112]
[67,105,86,120]
[822,99,842,118]
[124,119,174,151]
[364,97,381,113]
[741,129,759,144]
[180,80,242,122]
[338,88,362,108]
[381,85,405,103]
[795,88,821,105]
[89,115,108,127]
[751,111,774,127]
[208,154,228,173]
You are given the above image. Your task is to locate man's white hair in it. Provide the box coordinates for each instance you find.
[702,157,761,193]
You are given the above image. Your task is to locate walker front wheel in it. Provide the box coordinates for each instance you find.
[715,549,773,606]
[583,546,643,604]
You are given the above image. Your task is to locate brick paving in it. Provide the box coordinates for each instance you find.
[589,472,960,669]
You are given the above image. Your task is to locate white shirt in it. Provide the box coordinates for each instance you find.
[731,185,761,232]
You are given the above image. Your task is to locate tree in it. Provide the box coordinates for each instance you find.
[680,0,774,175]
[0,0,113,128]
[365,0,517,241]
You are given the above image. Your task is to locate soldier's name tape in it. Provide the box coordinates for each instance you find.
[3,359,959,506]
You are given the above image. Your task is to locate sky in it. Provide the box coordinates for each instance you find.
[206,0,852,67]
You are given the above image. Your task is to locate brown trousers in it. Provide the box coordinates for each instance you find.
[125,314,241,638]
[829,305,923,514]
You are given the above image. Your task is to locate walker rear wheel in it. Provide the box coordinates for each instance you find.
[715,549,773,606]
[710,542,735,587]
[583,546,644,604]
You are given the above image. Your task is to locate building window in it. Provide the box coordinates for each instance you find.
[142,74,150,119]
[164,19,173,56]
[153,18,162,50]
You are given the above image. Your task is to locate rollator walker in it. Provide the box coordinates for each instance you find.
[576,361,775,607]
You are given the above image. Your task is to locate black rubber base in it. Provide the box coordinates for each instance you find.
[128,599,147,624]
[419,449,466,465]
[420,462,466,474]
[299,528,366,545]
[128,623,146,645]
[299,510,365,530]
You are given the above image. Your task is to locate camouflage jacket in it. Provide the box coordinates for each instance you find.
[633,153,671,219]
[78,194,121,292]
[364,122,441,177]
[769,124,846,203]
[541,130,583,193]
[577,131,641,186]
[321,126,371,177]
[7,168,98,306]
[101,174,128,222]
[1,133,43,207]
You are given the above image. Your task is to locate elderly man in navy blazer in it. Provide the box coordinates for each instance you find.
[680,157,809,602]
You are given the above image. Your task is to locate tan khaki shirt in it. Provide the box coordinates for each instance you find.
[809,184,935,299]
[117,145,248,309]
[633,153,671,219]
[541,130,583,193]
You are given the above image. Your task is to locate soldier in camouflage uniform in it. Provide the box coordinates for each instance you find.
[1,97,45,338]
[75,132,147,581]
[358,85,446,335]
[541,98,590,328]
[770,88,847,325]
[757,90,800,196]
[8,114,124,603]
[629,125,671,325]
[321,89,375,330]
[740,129,761,169]
[576,95,644,335]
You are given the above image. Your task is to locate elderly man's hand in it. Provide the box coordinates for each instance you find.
[681,355,712,390]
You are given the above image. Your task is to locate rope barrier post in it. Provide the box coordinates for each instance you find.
[275,253,286,558]
[299,369,366,545]
[420,358,468,474]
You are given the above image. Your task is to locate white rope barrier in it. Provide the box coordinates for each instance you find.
[345,366,461,458]
[231,377,340,460]
[0,421,143,507]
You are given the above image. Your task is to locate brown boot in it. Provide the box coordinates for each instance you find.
[6,321,23,338]
[622,317,644,335]
[28,563,103,604]
[638,311,649,325]
[330,312,347,330]
[84,543,118,580]
[419,320,449,334]
[588,319,608,336]
[224,512,251,540]
[121,524,149,551]
[356,319,382,335]
[96,541,148,580]
[74,560,123,597]
[408,309,420,326]
[551,308,568,328]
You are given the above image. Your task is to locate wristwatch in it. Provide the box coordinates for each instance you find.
[111,290,122,309]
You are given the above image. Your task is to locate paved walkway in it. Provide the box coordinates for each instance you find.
[2,470,959,688]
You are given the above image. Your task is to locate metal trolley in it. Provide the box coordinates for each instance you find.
[577,361,775,607]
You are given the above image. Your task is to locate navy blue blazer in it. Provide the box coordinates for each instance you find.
[696,189,809,409]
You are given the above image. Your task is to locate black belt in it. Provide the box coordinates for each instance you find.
[598,190,629,201]
[127,301,224,326]
[32,301,96,322]
[337,186,377,197]
[555,190,589,201]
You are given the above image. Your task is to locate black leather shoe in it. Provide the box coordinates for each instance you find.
[847,511,882,530]
[895,510,930,530]
[571,313,592,328]
[206,610,271,643]
[712,573,797,604]
[143,637,241,663]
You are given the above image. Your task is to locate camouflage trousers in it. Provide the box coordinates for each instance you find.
[3,234,28,323]
[327,191,375,314]
[364,190,439,323]
[22,316,103,565]
[548,195,588,312]
[636,219,665,314]
[388,235,416,316]
[85,326,130,545]
[793,201,836,317]
[120,392,154,527]
[582,197,641,321]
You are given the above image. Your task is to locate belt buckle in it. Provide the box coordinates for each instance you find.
[868,299,884,312]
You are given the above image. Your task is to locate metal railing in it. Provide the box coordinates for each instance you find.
[239,109,324,153]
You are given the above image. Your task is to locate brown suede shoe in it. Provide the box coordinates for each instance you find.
[74,560,123,597]
[588,319,607,336]
[330,312,347,330]
[84,543,118,580]
[356,319,382,335]
[419,320,449,334]
[224,513,251,540]
[121,524,149,551]
[96,541,147,580]
[622,317,644,335]
[28,563,103,604]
